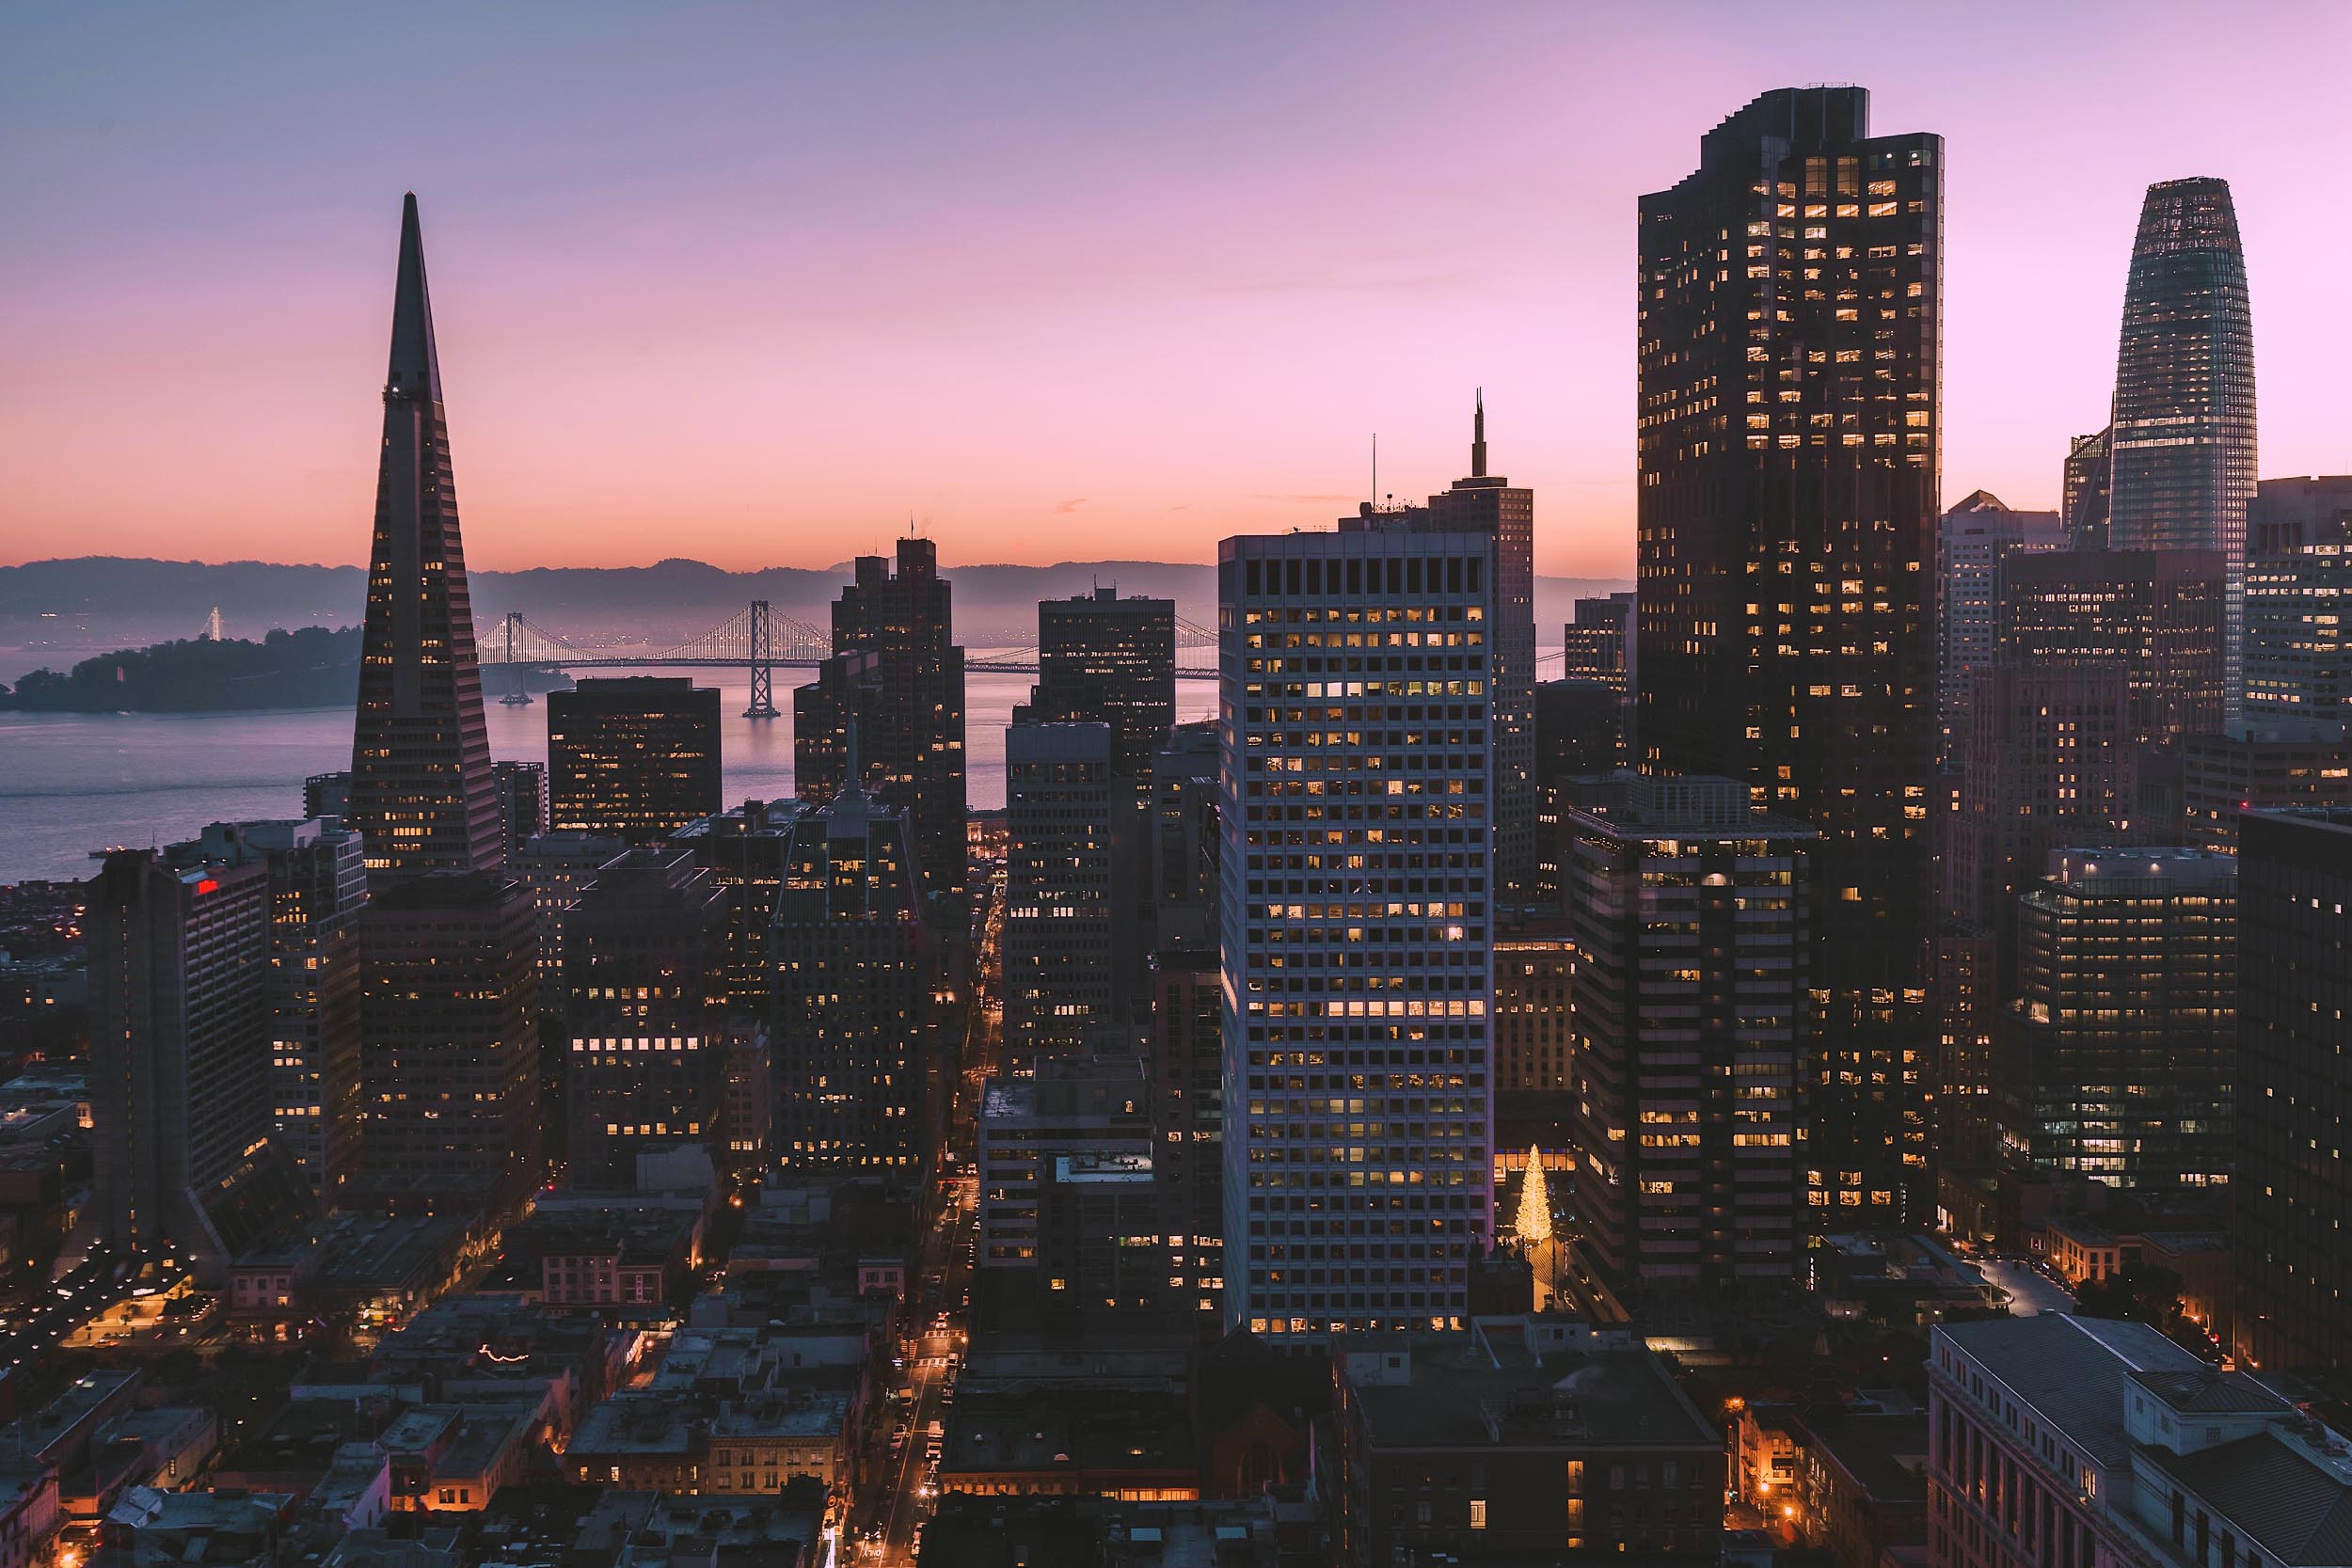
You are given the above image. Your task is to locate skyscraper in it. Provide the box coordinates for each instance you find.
[771,760,931,1180]
[346,194,503,879]
[2107,179,2257,559]
[1016,587,1177,777]
[668,798,805,1017]
[1001,721,1128,1073]
[88,848,276,1275]
[1639,87,1940,1223]
[342,196,541,1215]
[793,537,967,902]
[562,847,727,1187]
[1218,522,1498,1343]
[1934,490,2063,761]
[493,760,548,866]
[1997,548,2229,748]
[547,676,723,841]
[1994,848,2236,1193]
[2235,808,2352,1371]
[1338,397,1536,900]
[2245,476,2352,732]
[2108,178,2257,708]
[1562,774,1812,1292]
[2062,428,2115,551]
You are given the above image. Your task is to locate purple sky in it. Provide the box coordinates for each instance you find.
[3,2,2345,577]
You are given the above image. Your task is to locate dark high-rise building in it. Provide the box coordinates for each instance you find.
[493,760,548,866]
[1219,523,1498,1343]
[1935,490,2063,760]
[1001,721,1128,1072]
[358,871,541,1213]
[342,196,541,1217]
[1146,722,1220,956]
[2234,809,2352,1371]
[1149,950,1224,1321]
[88,848,276,1274]
[771,764,930,1180]
[668,798,804,1018]
[548,677,721,842]
[1995,848,2235,1193]
[562,847,727,1188]
[1016,587,1177,776]
[2181,729,2352,851]
[1560,593,1635,694]
[514,830,628,988]
[2062,427,2114,551]
[346,194,502,879]
[793,537,967,902]
[1997,548,2229,748]
[303,770,353,822]
[1931,923,2000,1243]
[2108,179,2257,559]
[1563,774,1812,1291]
[2245,476,2352,733]
[1339,395,1537,899]
[1639,87,1940,1223]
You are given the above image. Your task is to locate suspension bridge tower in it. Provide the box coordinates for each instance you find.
[743,599,779,719]
[498,611,534,705]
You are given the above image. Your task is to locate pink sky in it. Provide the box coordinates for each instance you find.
[3,3,2346,578]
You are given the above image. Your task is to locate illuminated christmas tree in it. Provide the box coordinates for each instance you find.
[1515,1146,1553,1244]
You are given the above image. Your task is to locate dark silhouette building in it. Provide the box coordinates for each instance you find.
[548,677,722,841]
[493,760,548,866]
[562,847,727,1187]
[346,193,504,879]
[1150,949,1223,1320]
[2245,475,2352,732]
[2235,809,2352,1371]
[2062,427,2114,551]
[342,196,540,1215]
[1001,721,1128,1072]
[668,798,804,1018]
[771,756,930,1182]
[1015,587,1177,777]
[793,537,966,902]
[1996,547,2229,749]
[1638,87,1940,1224]
[1935,491,2063,762]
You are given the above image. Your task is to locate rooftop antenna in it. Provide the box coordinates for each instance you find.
[1372,433,1378,505]
[1471,388,1487,479]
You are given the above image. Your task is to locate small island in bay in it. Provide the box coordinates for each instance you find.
[0,626,363,712]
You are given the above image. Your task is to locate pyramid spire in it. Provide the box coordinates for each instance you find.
[387,193,442,406]
[1470,387,1487,479]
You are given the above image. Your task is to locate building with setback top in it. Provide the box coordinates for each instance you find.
[1638,87,1940,1224]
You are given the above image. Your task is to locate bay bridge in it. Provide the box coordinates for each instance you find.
[480,600,1223,716]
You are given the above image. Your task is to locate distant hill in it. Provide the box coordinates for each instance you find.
[0,626,361,712]
[0,556,1631,655]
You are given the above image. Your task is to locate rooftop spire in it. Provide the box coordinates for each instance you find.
[1470,387,1486,479]
[387,193,442,405]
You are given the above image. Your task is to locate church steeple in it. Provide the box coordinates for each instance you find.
[1470,387,1487,480]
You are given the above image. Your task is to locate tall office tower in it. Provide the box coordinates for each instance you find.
[1492,921,1577,1176]
[1999,548,2229,747]
[2110,179,2257,710]
[1339,396,1537,899]
[2061,427,2114,550]
[2181,729,2352,851]
[1559,593,1636,693]
[1931,923,2000,1243]
[1001,722,1128,1073]
[668,798,803,1018]
[492,761,548,866]
[793,537,967,902]
[1945,662,2139,958]
[2108,179,2257,557]
[1994,848,2235,1193]
[1534,681,1626,783]
[771,764,930,1180]
[230,819,369,1208]
[1639,87,1940,1223]
[1016,587,1177,776]
[1934,491,2064,760]
[515,830,628,986]
[347,194,502,879]
[1150,951,1224,1319]
[1218,523,1498,1344]
[547,677,721,841]
[358,871,541,1213]
[303,770,353,822]
[562,847,727,1188]
[88,848,277,1274]
[1562,774,1812,1292]
[2245,476,2352,732]
[2235,809,2352,1370]
[1146,722,1220,954]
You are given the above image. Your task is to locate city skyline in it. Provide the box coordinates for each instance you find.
[6,3,2349,578]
